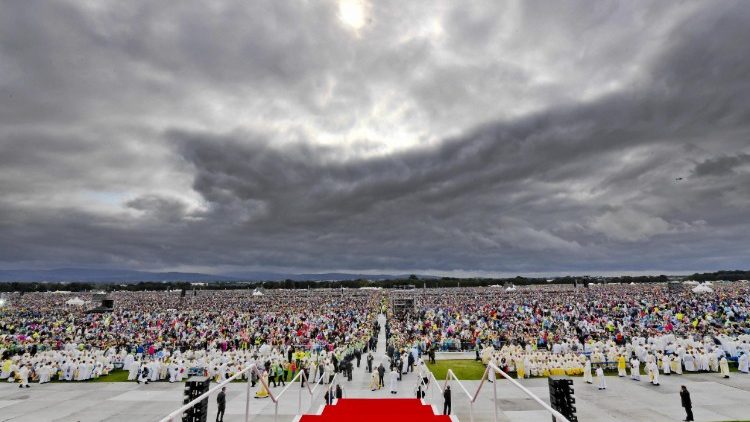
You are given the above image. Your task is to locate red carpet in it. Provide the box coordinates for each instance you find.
[299,398,453,422]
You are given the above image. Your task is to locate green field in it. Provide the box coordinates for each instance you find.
[426,359,488,380]
[90,369,130,382]
[426,359,741,380]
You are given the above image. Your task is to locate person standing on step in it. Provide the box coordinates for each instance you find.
[324,387,333,405]
[367,352,374,373]
[216,386,226,422]
[680,385,694,421]
[335,384,343,399]
[443,385,451,415]
[355,349,362,368]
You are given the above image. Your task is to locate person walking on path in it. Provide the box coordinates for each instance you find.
[216,387,226,422]
[443,385,452,415]
[680,385,694,421]
[377,363,385,388]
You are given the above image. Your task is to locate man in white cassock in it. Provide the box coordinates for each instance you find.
[169,361,180,383]
[389,368,398,394]
[18,365,30,388]
[583,358,593,384]
[630,357,640,381]
[63,361,73,381]
[719,356,730,378]
[149,361,160,382]
[739,352,749,374]
[662,354,671,375]
[595,366,606,390]
[128,359,140,380]
[37,365,51,384]
[649,360,660,386]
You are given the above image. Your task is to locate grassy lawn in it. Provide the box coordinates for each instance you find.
[427,360,742,381]
[427,359,487,380]
[90,369,131,382]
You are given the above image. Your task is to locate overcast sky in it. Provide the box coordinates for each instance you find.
[1,0,749,276]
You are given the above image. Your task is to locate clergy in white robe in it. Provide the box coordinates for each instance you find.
[169,362,180,383]
[683,354,695,372]
[662,354,671,375]
[128,360,140,380]
[18,365,30,388]
[649,361,660,385]
[63,362,73,381]
[123,354,135,371]
[739,353,749,374]
[37,365,51,384]
[148,361,159,381]
[583,359,593,384]
[389,369,398,394]
[595,366,606,390]
[630,358,640,381]
[719,356,730,378]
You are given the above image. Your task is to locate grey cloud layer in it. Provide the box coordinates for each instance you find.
[1,0,749,274]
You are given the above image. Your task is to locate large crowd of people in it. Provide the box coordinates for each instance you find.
[387,282,750,381]
[1,289,379,387]
[2,282,750,389]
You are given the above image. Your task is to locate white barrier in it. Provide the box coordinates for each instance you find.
[159,363,329,422]
[415,362,570,422]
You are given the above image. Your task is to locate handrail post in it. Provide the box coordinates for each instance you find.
[492,367,498,422]
[298,371,303,414]
[244,370,251,422]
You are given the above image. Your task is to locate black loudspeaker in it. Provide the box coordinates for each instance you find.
[182,377,210,422]
[181,288,187,297]
[548,377,577,422]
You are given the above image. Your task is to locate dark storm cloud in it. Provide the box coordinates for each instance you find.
[1,0,749,274]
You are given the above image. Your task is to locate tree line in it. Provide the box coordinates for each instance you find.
[0,274,680,293]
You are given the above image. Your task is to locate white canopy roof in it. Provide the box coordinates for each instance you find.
[65,297,86,306]
[252,290,264,296]
[692,284,714,294]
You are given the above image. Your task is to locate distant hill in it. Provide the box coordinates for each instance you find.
[0,268,435,283]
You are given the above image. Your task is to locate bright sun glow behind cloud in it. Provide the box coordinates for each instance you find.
[338,0,366,30]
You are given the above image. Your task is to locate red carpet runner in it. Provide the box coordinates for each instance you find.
[299,398,453,422]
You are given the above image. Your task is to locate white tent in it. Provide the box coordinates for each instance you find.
[252,290,264,296]
[683,280,700,285]
[505,286,517,291]
[489,284,501,288]
[65,297,86,306]
[692,284,714,294]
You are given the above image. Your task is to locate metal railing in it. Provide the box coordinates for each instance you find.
[159,363,331,422]
[415,363,570,422]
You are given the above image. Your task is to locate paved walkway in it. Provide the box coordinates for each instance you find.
[1,316,750,421]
